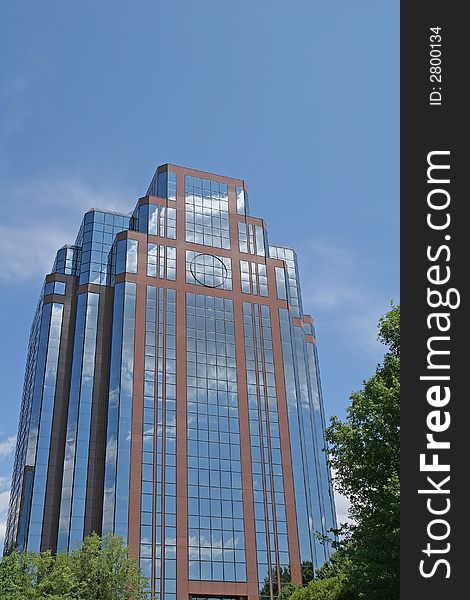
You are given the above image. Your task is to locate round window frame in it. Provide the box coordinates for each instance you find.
[189,253,229,288]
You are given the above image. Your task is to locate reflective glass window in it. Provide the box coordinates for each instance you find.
[116,239,138,275]
[240,262,268,297]
[26,302,64,552]
[186,251,232,291]
[243,302,288,594]
[147,170,177,201]
[7,294,43,552]
[185,176,230,249]
[126,240,138,273]
[44,281,66,295]
[255,226,266,257]
[270,247,302,317]
[186,293,246,582]
[238,223,248,254]
[53,246,80,276]
[305,341,337,555]
[148,244,176,281]
[304,321,314,336]
[54,281,66,295]
[236,186,249,216]
[278,308,335,574]
[275,267,287,301]
[78,210,130,286]
[102,283,136,544]
[139,203,176,239]
[44,282,54,296]
[157,173,167,199]
[138,287,178,598]
[57,292,99,551]
[240,261,250,294]
[238,222,266,257]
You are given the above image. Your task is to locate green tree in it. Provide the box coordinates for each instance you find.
[0,549,37,599]
[288,574,353,600]
[259,566,295,599]
[0,533,147,599]
[70,532,147,600]
[314,550,351,582]
[279,582,299,600]
[324,304,400,599]
[300,560,314,585]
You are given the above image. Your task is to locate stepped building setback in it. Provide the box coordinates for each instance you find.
[5,164,337,599]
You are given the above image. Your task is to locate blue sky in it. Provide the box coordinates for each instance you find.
[0,1,399,550]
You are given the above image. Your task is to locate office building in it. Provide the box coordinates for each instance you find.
[5,164,337,599]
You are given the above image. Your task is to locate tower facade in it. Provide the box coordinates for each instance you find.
[5,164,337,599]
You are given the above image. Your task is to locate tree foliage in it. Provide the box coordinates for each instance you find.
[259,566,295,599]
[287,574,353,600]
[0,533,148,600]
[323,304,400,599]
[255,306,400,600]
[280,305,400,600]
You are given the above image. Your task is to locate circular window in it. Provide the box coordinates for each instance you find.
[189,253,228,288]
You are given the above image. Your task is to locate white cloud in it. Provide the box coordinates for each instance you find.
[334,490,353,526]
[307,281,362,311]
[0,490,10,514]
[0,476,11,490]
[0,519,6,546]
[302,239,354,270]
[330,468,354,527]
[14,177,131,214]
[0,480,10,549]
[298,237,395,357]
[0,176,132,281]
[0,225,69,281]
[0,436,16,460]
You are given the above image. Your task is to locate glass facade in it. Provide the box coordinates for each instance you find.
[278,308,336,574]
[243,302,289,597]
[4,294,43,552]
[6,164,336,600]
[146,169,177,201]
[186,251,232,291]
[240,261,268,297]
[269,247,302,318]
[137,203,177,239]
[148,244,176,280]
[102,282,136,542]
[78,210,131,286]
[236,185,249,216]
[139,287,177,599]
[185,176,230,249]
[115,238,138,275]
[305,342,336,551]
[187,293,246,583]
[57,293,99,551]
[238,222,266,257]
[24,302,64,552]
[44,280,66,296]
[52,246,80,276]
[274,267,287,302]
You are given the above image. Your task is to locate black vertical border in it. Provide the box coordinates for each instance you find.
[401,3,467,597]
